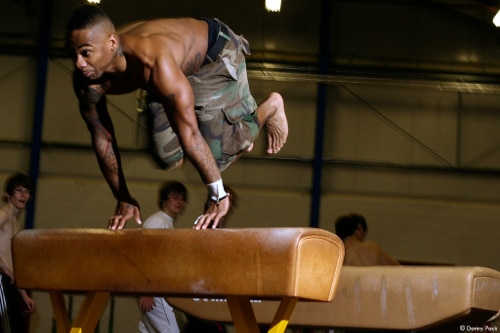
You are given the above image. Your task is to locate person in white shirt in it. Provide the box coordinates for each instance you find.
[137,181,188,333]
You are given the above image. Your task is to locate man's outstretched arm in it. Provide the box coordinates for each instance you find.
[155,61,230,228]
[76,82,142,229]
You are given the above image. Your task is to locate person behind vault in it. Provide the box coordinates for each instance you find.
[335,213,400,266]
[137,181,188,333]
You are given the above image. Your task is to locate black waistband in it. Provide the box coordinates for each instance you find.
[202,18,219,50]
[201,18,229,65]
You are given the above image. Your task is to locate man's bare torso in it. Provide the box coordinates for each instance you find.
[103,18,209,94]
[344,239,400,266]
[0,208,19,272]
[344,241,381,265]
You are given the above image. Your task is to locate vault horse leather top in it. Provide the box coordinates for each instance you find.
[13,227,345,333]
[168,265,500,332]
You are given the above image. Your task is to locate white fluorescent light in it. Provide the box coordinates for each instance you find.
[493,9,500,27]
[266,0,281,12]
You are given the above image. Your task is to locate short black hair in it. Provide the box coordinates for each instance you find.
[349,213,367,232]
[3,173,33,202]
[334,213,366,240]
[158,181,188,209]
[66,4,111,33]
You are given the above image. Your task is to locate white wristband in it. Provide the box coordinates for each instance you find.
[207,179,227,201]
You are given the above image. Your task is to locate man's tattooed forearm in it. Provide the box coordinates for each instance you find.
[87,87,102,104]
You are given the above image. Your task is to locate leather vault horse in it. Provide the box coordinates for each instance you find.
[12,227,345,333]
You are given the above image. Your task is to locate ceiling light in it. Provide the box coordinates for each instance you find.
[87,0,101,3]
[266,0,281,12]
[493,9,500,27]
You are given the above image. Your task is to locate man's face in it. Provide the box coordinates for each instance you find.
[8,186,30,210]
[163,193,186,217]
[68,26,116,80]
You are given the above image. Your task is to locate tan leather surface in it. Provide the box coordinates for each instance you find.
[12,228,344,301]
[168,266,500,330]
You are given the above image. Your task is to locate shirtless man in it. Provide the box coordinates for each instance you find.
[334,213,400,266]
[0,173,36,332]
[65,5,288,230]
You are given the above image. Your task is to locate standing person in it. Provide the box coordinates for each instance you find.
[0,173,36,333]
[65,5,288,230]
[137,181,188,333]
[334,213,400,266]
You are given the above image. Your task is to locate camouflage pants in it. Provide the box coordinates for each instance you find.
[148,20,259,171]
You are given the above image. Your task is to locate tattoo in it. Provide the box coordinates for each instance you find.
[81,89,111,141]
[87,87,102,105]
[79,86,127,201]
[183,52,203,74]
[115,45,123,57]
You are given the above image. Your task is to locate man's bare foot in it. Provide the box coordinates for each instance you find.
[257,92,288,154]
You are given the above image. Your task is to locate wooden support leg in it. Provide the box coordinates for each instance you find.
[49,291,110,333]
[226,296,298,333]
[49,292,71,333]
[268,297,298,333]
[70,291,110,333]
[226,295,260,333]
